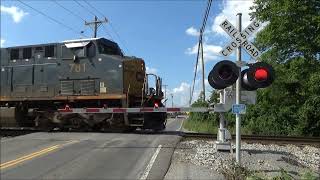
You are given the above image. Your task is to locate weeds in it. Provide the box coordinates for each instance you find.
[217,159,252,180]
[217,159,319,180]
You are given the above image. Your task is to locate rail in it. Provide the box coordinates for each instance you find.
[1,128,319,147]
[182,132,320,147]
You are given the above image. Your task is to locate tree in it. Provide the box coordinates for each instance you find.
[242,0,320,136]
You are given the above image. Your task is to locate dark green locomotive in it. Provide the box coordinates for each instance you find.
[0,37,166,131]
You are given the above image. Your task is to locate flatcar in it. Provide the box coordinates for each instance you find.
[0,37,166,131]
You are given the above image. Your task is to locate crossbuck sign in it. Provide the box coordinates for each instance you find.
[219,19,261,58]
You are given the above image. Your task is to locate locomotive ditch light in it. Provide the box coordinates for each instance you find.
[241,62,275,91]
[208,60,239,89]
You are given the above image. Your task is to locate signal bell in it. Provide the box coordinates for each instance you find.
[241,62,275,91]
[208,60,239,89]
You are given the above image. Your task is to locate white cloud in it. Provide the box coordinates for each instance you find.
[173,82,190,93]
[211,0,254,36]
[186,43,222,73]
[186,26,200,36]
[186,43,222,62]
[167,79,213,107]
[1,5,28,23]
[0,39,5,47]
[146,66,158,74]
[168,82,191,107]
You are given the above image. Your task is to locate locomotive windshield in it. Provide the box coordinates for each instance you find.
[98,40,123,56]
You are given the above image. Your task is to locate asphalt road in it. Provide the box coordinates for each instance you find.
[0,118,184,180]
[165,117,184,132]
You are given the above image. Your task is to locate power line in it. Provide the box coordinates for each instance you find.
[190,0,212,105]
[17,0,87,38]
[52,0,90,37]
[108,22,131,54]
[73,0,114,41]
[83,0,105,18]
[101,23,115,41]
[83,0,131,55]
[73,0,96,17]
[53,0,86,22]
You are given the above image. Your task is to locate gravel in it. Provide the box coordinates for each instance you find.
[173,139,320,178]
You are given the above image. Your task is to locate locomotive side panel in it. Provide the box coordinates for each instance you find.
[57,41,124,97]
[0,39,126,101]
[0,44,60,101]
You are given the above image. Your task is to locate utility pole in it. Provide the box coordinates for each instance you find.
[171,94,174,107]
[163,84,168,106]
[235,13,242,164]
[189,86,192,106]
[200,37,206,102]
[85,16,108,38]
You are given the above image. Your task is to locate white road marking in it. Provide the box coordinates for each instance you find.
[140,144,162,180]
[178,118,184,131]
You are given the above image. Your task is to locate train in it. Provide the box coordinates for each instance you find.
[0,37,167,131]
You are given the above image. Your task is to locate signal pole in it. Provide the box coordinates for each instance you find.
[235,13,242,164]
[85,16,108,38]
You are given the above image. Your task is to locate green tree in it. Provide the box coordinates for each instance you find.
[242,0,320,136]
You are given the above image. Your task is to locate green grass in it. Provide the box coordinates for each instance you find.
[183,116,218,134]
[183,114,270,135]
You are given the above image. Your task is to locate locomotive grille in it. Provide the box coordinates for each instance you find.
[80,80,95,95]
[60,81,74,95]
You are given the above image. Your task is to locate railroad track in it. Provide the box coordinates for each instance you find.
[1,127,319,147]
[0,127,40,137]
[182,132,320,147]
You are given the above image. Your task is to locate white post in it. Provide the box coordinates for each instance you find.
[235,13,242,164]
[218,90,225,142]
[219,113,226,141]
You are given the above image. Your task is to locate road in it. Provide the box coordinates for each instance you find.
[0,118,185,180]
[165,117,184,131]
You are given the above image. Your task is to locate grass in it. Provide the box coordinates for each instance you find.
[183,113,256,135]
[183,116,218,134]
[217,159,319,180]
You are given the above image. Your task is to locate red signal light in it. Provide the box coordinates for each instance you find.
[254,68,268,81]
[241,62,275,91]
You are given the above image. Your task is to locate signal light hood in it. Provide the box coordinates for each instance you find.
[208,60,239,90]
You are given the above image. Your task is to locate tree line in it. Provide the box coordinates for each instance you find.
[187,0,320,136]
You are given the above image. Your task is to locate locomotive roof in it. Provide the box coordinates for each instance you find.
[1,37,118,49]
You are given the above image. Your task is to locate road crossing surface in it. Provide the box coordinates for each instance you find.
[0,118,185,180]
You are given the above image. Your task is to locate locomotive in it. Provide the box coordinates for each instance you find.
[0,37,166,131]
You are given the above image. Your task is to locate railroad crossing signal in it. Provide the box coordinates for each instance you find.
[207,60,239,89]
[241,62,275,91]
[219,19,261,59]
[207,60,275,91]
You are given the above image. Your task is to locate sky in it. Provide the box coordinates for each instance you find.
[1,0,260,107]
